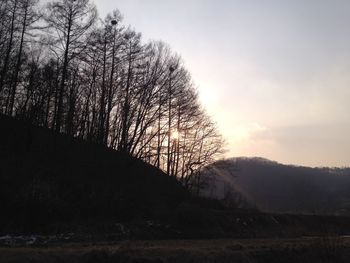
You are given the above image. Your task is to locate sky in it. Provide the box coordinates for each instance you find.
[93,0,350,167]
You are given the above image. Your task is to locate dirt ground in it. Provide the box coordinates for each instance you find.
[1,237,350,263]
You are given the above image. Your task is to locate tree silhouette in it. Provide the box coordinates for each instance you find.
[44,0,97,132]
[0,0,224,192]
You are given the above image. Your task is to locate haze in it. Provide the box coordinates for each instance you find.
[94,0,350,167]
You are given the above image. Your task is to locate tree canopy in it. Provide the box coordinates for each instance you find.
[0,0,224,191]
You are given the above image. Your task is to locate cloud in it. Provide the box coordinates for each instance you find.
[95,0,350,166]
[230,122,268,143]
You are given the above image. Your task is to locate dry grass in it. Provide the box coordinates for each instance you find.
[1,237,350,263]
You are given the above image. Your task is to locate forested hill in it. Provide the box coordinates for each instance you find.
[0,0,223,187]
[0,114,189,233]
[201,157,350,215]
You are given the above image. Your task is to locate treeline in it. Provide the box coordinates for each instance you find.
[0,0,223,190]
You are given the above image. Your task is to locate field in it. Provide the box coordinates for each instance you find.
[1,237,350,263]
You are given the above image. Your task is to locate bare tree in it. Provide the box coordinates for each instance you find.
[7,0,40,115]
[0,0,18,96]
[45,0,97,132]
[0,0,225,193]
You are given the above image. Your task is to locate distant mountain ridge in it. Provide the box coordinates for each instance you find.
[228,156,350,170]
[201,157,350,215]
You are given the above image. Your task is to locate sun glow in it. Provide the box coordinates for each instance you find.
[171,130,179,140]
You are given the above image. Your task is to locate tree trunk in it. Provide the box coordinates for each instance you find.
[0,0,18,95]
[8,1,28,115]
[55,11,72,133]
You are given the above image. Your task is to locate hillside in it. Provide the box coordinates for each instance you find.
[3,115,350,242]
[201,157,350,215]
[0,114,189,234]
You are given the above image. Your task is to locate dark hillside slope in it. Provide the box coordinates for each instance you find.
[0,114,188,233]
[3,116,350,240]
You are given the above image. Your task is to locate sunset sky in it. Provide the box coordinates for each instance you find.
[94,0,350,167]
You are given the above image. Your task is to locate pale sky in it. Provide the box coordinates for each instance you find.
[94,0,350,167]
